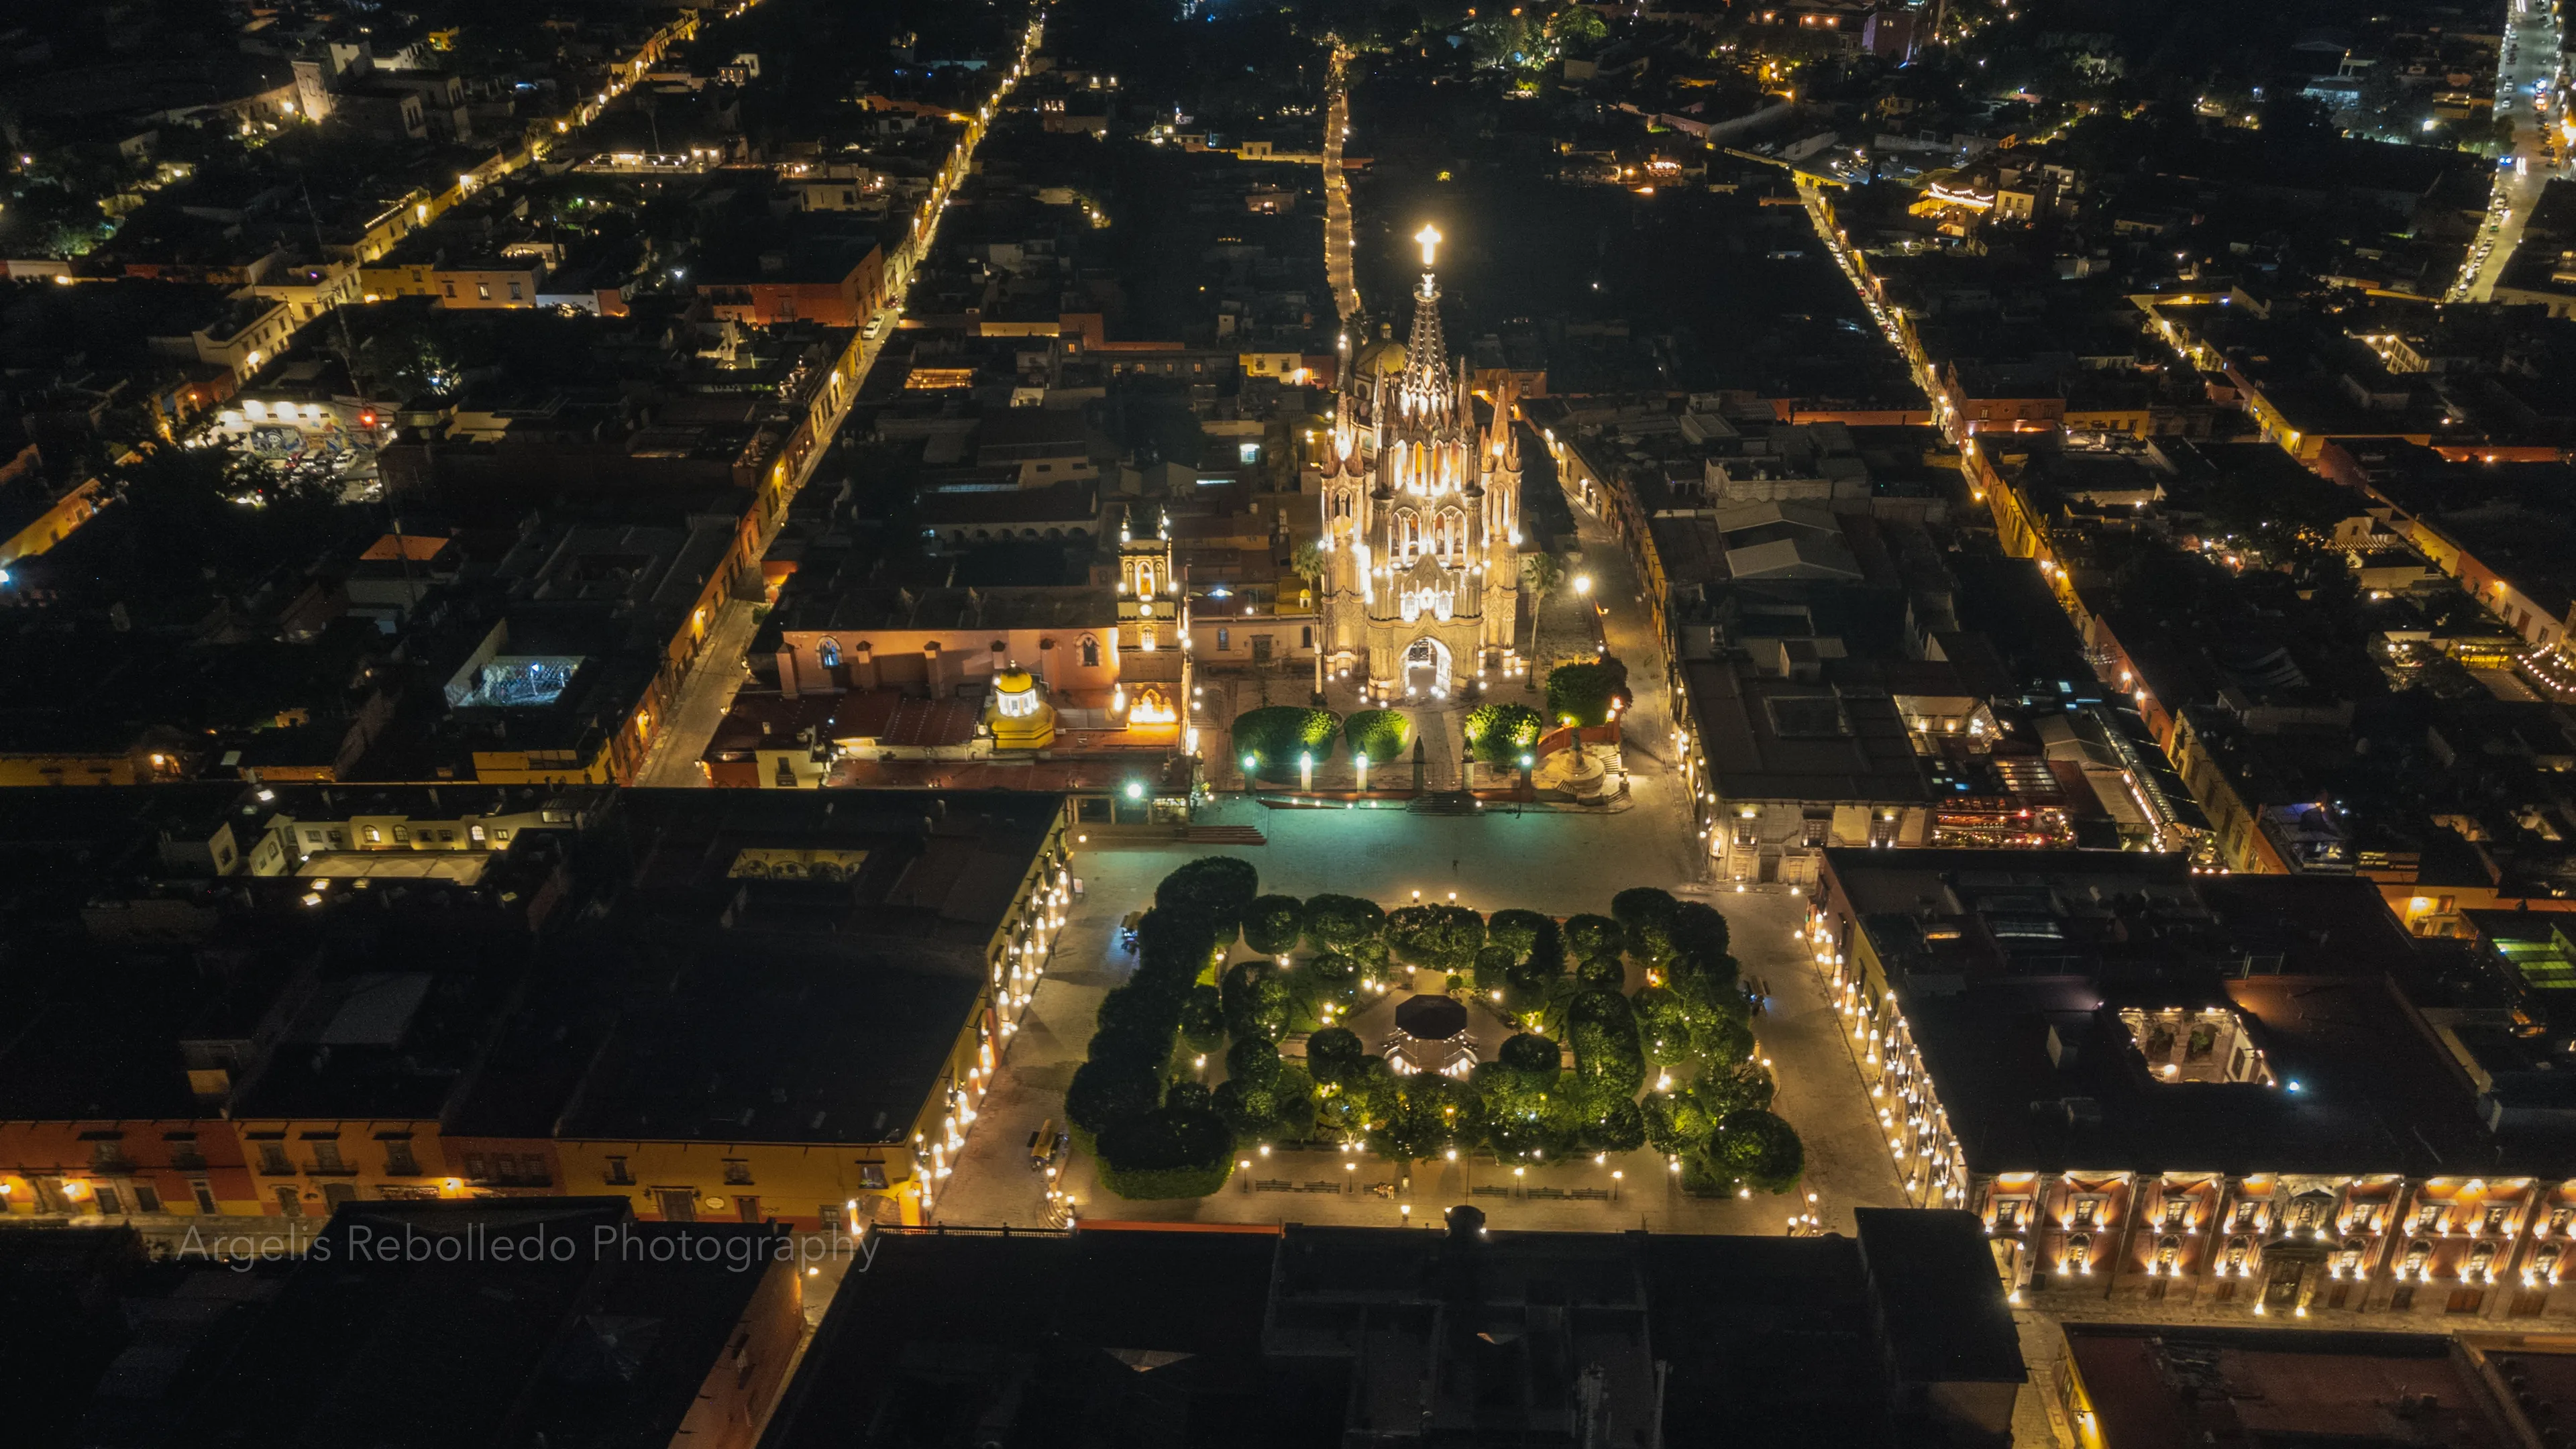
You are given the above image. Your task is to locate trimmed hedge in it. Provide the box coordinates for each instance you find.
[1233,706,1341,777]
[1562,914,1622,960]
[1155,858,1259,922]
[1460,702,1545,764]
[1544,660,1623,728]
[1065,1061,1162,1135]
[1387,903,1485,973]
[1705,1108,1805,1194]
[1303,894,1387,953]
[1241,894,1307,955]
[1095,1105,1238,1199]
[1344,708,1414,765]
[1485,908,1552,964]
[1305,1026,1364,1083]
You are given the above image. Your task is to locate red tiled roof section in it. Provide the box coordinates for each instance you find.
[879,697,982,749]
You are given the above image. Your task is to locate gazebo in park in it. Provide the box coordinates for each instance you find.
[1385,994,1477,1078]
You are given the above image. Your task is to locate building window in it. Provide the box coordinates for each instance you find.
[257,1142,291,1176]
[723,1159,754,1185]
[311,1140,344,1173]
[384,1140,419,1176]
[93,1184,124,1216]
[858,1162,889,1189]
[819,637,841,669]
[507,280,523,301]
[1301,626,1314,649]
[1218,628,1231,651]
[133,1184,162,1214]
[476,281,490,301]
[605,1156,634,1185]
[1080,635,1100,668]
[441,280,455,298]
[192,1179,217,1214]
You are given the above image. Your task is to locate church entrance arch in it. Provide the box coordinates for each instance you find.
[1402,636,1454,698]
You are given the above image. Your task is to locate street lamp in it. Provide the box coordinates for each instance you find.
[1572,575,1593,596]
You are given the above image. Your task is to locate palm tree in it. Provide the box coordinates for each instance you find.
[1519,551,1562,690]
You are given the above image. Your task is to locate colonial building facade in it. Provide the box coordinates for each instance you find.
[1316,227,1523,701]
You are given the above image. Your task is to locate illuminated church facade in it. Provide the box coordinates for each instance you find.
[1315,226,1523,701]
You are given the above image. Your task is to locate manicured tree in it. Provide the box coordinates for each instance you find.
[1566,989,1646,1097]
[1639,1090,1709,1156]
[1675,971,1754,1065]
[1381,1073,1483,1161]
[1220,961,1294,1042]
[1094,984,1184,1048]
[1299,952,1363,1021]
[1574,955,1625,990]
[1460,701,1546,764]
[1232,705,1342,777]
[1225,1035,1283,1087]
[1668,902,1732,977]
[1304,893,1388,953]
[1562,913,1622,961]
[1472,944,1519,1005]
[1241,894,1307,956]
[1156,856,1259,922]
[1630,985,1694,1067]
[1544,660,1622,727]
[1165,1079,1213,1113]
[1386,903,1485,974]
[1132,904,1231,996]
[1690,1060,1777,1121]
[1704,1109,1805,1195]
[1571,1088,1648,1153]
[1065,1060,1163,1136]
[1271,1065,1320,1141]
[1303,1026,1365,1084]
[1212,1077,1281,1137]
[1498,1031,1564,1089]
[1344,708,1414,765]
[1485,908,1552,965]
[1087,1018,1178,1075]
[1179,985,1228,1053]
[1095,1105,1237,1199]
[1317,1055,1398,1142]
[1611,886,1682,967]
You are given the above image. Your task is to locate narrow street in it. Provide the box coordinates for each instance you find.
[624,17,1046,787]
[2453,0,2565,301]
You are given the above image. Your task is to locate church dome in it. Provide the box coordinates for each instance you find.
[1354,335,1409,377]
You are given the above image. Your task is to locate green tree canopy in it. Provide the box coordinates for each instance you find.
[1234,706,1341,775]
[1304,893,1387,952]
[1545,660,1623,727]
[1461,702,1546,764]
[1387,903,1486,973]
[1155,857,1259,921]
[1344,708,1415,765]
[1241,894,1307,955]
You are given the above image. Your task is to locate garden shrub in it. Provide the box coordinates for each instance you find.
[1344,708,1414,764]
[1630,985,1693,1066]
[1164,1079,1212,1113]
[1232,706,1341,776]
[1460,701,1545,764]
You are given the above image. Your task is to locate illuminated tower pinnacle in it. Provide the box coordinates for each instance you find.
[1397,223,1451,417]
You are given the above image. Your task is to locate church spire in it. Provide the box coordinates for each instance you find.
[1395,224,1452,419]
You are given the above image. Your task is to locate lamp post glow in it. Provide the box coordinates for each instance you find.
[1355,751,1369,790]
[1299,751,1313,791]
[1572,574,1593,596]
